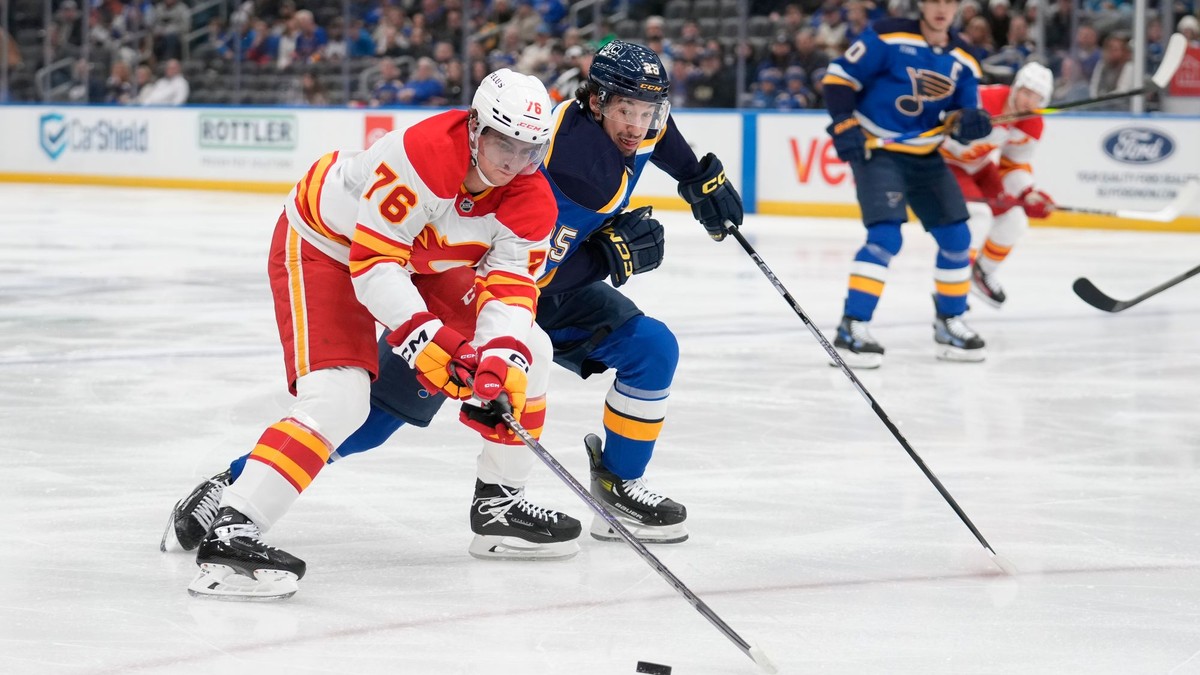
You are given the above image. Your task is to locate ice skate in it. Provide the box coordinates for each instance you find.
[832,315,884,369]
[970,261,1007,308]
[469,480,581,560]
[160,469,232,552]
[934,313,987,362]
[585,434,688,544]
[188,507,305,601]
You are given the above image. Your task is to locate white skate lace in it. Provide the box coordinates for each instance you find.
[215,521,287,553]
[192,479,224,529]
[848,320,876,344]
[943,316,978,340]
[621,478,667,507]
[478,486,560,524]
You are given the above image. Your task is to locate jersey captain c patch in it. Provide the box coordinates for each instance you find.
[897,67,956,115]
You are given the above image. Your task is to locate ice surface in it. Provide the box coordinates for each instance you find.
[2,184,1200,674]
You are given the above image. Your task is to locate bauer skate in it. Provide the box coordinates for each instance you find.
[469,480,581,561]
[189,507,305,601]
[585,434,688,544]
[832,315,884,369]
[161,469,232,552]
[970,261,1007,308]
[934,313,987,362]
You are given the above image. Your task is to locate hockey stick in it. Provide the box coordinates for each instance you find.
[971,179,1199,223]
[1073,263,1200,312]
[478,398,778,673]
[727,226,1016,576]
[871,33,1188,147]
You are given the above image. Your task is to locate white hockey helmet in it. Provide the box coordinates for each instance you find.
[1011,62,1053,108]
[470,68,554,182]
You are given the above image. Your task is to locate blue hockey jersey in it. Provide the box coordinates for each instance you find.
[823,17,982,155]
[536,99,701,291]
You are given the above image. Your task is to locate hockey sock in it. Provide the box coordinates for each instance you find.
[589,316,677,479]
[223,416,333,530]
[930,221,972,316]
[977,207,1028,275]
[844,221,902,321]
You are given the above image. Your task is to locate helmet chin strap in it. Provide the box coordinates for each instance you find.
[473,162,500,188]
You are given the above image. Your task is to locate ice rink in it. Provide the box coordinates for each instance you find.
[3,183,1199,675]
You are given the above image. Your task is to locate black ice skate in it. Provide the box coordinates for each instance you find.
[469,479,581,560]
[188,507,306,600]
[585,434,688,544]
[970,261,1007,308]
[160,469,232,552]
[832,315,884,369]
[934,313,987,362]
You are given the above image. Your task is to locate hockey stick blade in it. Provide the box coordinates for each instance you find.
[1152,33,1188,89]
[475,393,778,672]
[727,227,1015,577]
[1073,263,1200,313]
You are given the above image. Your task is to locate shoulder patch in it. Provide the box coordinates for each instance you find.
[403,110,471,200]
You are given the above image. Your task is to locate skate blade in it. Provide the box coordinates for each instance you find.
[468,535,580,561]
[160,508,183,553]
[935,345,987,363]
[590,515,689,544]
[830,348,882,370]
[187,564,299,601]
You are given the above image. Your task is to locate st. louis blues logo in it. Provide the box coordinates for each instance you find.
[896,68,955,116]
[40,113,68,160]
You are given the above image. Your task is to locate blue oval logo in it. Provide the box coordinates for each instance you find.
[1102,127,1175,164]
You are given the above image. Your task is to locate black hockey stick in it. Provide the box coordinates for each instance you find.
[727,226,1016,576]
[473,396,778,673]
[1073,263,1200,313]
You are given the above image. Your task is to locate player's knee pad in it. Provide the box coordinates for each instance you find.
[988,206,1029,247]
[930,221,971,265]
[291,367,372,448]
[863,221,903,263]
[606,315,678,388]
[966,202,994,252]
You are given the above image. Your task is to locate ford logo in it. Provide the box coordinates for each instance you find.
[1102,127,1174,164]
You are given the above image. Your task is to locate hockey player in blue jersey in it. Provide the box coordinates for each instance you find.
[822,0,993,369]
[162,40,743,556]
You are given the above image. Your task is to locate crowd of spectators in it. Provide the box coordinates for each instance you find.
[2,0,1197,109]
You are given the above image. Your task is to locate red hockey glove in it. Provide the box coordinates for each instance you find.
[1020,187,1055,219]
[459,337,531,437]
[989,192,1024,215]
[388,312,476,400]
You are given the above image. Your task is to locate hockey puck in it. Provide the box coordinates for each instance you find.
[635,662,672,675]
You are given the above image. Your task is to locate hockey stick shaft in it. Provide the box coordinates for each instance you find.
[971,179,1198,223]
[492,407,776,672]
[1073,263,1200,312]
[727,227,1013,575]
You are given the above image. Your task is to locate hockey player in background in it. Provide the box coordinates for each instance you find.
[941,61,1056,307]
[163,41,743,557]
[822,0,994,369]
[165,69,576,599]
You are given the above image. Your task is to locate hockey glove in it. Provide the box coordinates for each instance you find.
[388,311,476,400]
[677,153,744,242]
[1019,187,1055,219]
[588,206,665,288]
[826,114,868,165]
[459,337,531,437]
[946,108,992,143]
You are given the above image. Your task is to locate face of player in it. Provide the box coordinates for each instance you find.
[591,95,669,157]
[1011,86,1043,113]
[474,128,549,186]
[919,0,960,35]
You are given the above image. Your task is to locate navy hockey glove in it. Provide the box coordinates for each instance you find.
[946,108,992,143]
[677,153,743,242]
[827,114,867,165]
[587,206,665,288]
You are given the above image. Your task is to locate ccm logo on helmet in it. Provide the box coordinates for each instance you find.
[517,121,542,129]
[640,83,664,92]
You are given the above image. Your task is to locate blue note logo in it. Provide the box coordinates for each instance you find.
[1102,127,1174,164]
[40,113,68,160]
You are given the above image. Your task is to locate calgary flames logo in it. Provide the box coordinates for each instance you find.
[408,225,489,274]
[896,67,956,115]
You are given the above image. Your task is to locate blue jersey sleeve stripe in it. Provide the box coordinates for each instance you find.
[951,49,982,78]
[598,170,629,214]
[824,63,861,90]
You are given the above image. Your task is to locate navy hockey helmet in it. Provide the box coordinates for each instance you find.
[588,40,671,129]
